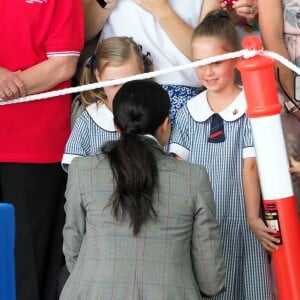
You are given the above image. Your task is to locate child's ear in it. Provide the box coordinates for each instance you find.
[95,70,101,82]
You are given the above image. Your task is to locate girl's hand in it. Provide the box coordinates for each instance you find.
[289,156,300,176]
[248,217,280,252]
[133,0,170,20]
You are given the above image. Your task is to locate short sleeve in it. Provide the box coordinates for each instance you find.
[169,106,190,160]
[62,113,91,168]
[45,0,84,56]
[242,116,256,158]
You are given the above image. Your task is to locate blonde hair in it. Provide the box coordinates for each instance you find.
[80,37,146,107]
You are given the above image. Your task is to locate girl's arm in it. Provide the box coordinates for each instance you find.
[243,157,279,252]
[133,0,220,59]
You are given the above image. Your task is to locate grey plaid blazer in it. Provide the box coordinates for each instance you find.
[60,144,225,300]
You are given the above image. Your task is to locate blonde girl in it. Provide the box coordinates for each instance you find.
[62,36,148,170]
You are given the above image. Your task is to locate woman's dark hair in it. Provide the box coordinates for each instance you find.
[102,79,170,235]
[192,10,241,52]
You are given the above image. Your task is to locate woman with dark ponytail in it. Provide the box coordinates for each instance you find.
[102,79,171,235]
[60,80,225,300]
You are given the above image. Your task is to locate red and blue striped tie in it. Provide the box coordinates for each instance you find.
[208,113,225,143]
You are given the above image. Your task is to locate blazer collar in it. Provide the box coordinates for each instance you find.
[187,89,247,122]
[140,134,166,154]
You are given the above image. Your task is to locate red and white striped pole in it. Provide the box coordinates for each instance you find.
[237,36,300,300]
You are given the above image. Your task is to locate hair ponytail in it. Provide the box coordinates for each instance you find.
[80,54,106,107]
[102,80,170,235]
[103,133,158,235]
[192,9,241,52]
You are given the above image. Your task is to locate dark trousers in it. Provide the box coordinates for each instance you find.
[0,163,67,300]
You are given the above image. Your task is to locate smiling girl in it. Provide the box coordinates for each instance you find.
[169,10,275,299]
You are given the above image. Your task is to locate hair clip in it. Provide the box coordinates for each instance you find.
[138,45,153,73]
[86,54,96,69]
[142,52,153,73]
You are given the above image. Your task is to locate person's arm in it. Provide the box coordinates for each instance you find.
[243,157,279,252]
[133,0,219,59]
[0,68,26,100]
[63,159,86,273]
[258,0,300,119]
[200,0,221,21]
[192,165,226,296]
[17,56,79,96]
[6,0,84,100]
[0,51,79,101]
[0,0,83,101]
[82,0,117,42]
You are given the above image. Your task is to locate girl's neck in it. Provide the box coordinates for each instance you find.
[104,101,112,112]
[206,85,241,113]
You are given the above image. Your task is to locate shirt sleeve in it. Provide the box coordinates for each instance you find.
[191,165,226,297]
[242,116,256,158]
[45,0,84,56]
[169,106,190,160]
[63,158,86,273]
[62,114,91,168]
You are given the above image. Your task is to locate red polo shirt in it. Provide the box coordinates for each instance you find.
[0,0,84,163]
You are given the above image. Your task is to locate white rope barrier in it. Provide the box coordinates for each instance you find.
[0,49,299,106]
[264,51,300,75]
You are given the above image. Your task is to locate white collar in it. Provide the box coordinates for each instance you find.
[187,89,247,122]
[86,102,116,131]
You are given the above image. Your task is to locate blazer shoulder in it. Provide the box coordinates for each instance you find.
[173,157,208,177]
[70,154,108,170]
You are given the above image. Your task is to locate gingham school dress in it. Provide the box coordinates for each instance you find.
[169,90,274,300]
[62,102,120,171]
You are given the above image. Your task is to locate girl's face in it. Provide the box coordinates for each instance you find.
[191,36,237,94]
[97,56,142,111]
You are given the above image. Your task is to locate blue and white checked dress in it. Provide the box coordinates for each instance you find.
[169,90,274,300]
[62,102,120,171]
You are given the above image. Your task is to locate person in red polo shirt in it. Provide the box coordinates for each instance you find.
[0,1,84,299]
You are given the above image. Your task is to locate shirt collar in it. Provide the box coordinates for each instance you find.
[86,102,116,131]
[187,89,247,122]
